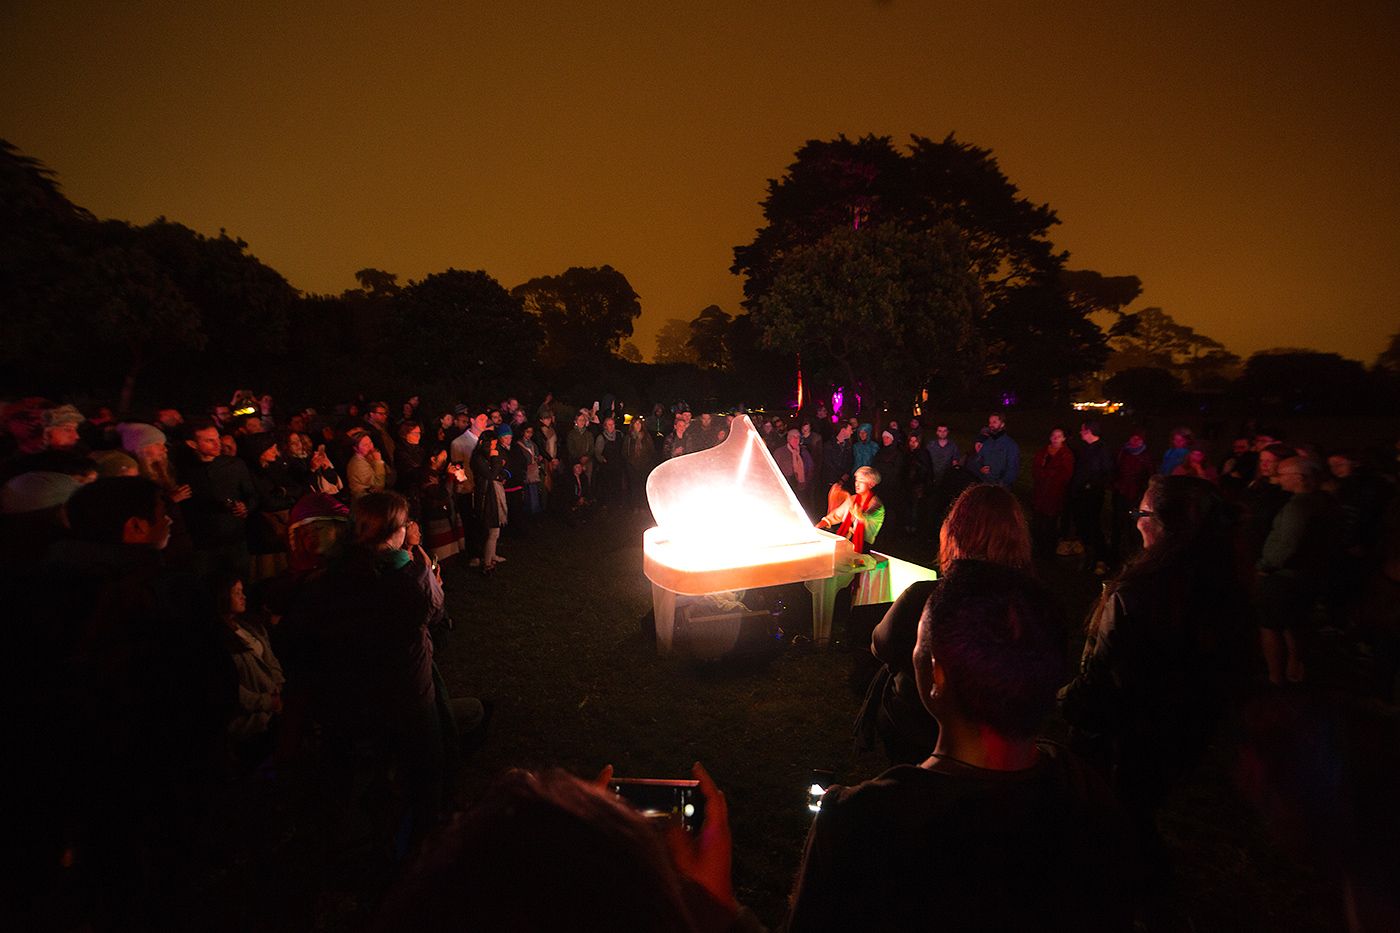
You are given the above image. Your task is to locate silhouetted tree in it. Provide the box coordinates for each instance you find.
[1240,350,1370,413]
[616,341,643,363]
[754,222,983,407]
[1059,269,1143,318]
[353,267,401,297]
[1107,307,1239,390]
[686,305,733,369]
[1375,330,1400,375]
[133,219,297,377]
[512,265,641,377]
[393,269,540,400]
[733,133,1125,402]
[653,318,698,365]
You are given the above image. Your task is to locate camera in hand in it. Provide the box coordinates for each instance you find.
[609,778,705,832]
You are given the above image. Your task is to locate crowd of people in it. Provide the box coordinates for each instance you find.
[3,388,1398,930]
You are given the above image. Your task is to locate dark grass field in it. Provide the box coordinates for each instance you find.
[432,503,1347,931]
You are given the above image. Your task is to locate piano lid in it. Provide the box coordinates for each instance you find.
[646,414,822,550]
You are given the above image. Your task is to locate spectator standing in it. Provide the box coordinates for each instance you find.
[450,411,489,467]
[1030,427,1075,558]
[284,492,448,849]
[244,433,303,580]
[592,416,624,505]
[623,416,654,511]
[471,430,509,573]
[871,430,906,531]
[851,423,878,470]
[901,433,933,535]
[346,432,388,501]
[512,423,546,520]
[778,429,815,513]
[1070,420,1114,575]
[820,423,855,514]
[566,411,595,474]
[977,413,1020,487]
[1159,427,1192,476]
[364,401,397,483]
[1111,429,1154,566]
[180,420,258,579]
[1061,475,1253,882]
[1172,446,1220,483]
[924,423,960,487]
[1256,457,1342,684]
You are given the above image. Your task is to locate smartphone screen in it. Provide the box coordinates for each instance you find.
[609,778,704,832]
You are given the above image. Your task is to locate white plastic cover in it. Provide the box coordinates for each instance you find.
[646,414,818,550]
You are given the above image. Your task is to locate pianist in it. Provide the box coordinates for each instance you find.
[816,466,884,553]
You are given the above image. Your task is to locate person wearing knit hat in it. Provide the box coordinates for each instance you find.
[1,471,81,514]
[283,492,351,573]
[117,422,167,456]
[43,404,85,426]
[92,449,140,478]
[36,405,89,466]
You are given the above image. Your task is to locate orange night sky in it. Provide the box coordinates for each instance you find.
[3,1,1396,363]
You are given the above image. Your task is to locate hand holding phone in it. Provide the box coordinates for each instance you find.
[663,763,734,912]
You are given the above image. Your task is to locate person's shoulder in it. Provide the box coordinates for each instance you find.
[818,764,943,821]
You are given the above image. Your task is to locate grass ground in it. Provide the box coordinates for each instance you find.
[435,503,1347,931]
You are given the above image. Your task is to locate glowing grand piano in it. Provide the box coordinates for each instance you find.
[643,415,934,654]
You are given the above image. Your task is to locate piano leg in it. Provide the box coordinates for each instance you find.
[805,571,856,646]
[651,584,678,654]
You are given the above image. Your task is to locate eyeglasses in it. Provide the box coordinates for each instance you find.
[1129,508,1155,519]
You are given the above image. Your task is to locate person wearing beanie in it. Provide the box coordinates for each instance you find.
[42,404,86,451]
[92,449,139,478]
[1,470,81,515]
[872,428,907,531]
[4,404,94,479]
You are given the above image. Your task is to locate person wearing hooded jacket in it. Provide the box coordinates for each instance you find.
[852,423,878,470]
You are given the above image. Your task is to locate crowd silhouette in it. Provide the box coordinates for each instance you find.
[3,388,1398,931]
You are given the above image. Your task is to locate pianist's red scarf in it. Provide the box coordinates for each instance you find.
[835,490,877,553]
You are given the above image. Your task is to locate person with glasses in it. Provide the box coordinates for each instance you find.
[1060,475,1254,885]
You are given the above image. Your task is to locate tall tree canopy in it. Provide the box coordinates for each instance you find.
[687,305,733,369]
[1107,307,1240,389]
[1,141,295,406]
[512,265,641,375]
[393,269,541,400]
[733,133,1121,402]
[653,318,699,365]
[755,222,984,405]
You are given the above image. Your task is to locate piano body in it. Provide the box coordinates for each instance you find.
[643,415,934,653]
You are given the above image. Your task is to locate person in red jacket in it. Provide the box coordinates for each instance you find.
[1031,426,1075,557]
